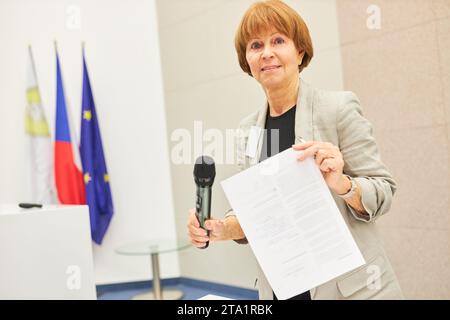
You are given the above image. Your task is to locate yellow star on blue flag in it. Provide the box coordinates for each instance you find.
[83,110,92,121]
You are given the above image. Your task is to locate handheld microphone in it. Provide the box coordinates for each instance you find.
[193,155,215,249]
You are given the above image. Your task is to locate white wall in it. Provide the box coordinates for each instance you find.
[156,0,344,289]
[0,0,179,284]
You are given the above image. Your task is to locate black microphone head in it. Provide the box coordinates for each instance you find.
[194,156,216,187]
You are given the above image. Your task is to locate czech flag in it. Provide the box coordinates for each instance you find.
[54,51,86,204]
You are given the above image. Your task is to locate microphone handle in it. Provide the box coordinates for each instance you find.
[196,185,211,249]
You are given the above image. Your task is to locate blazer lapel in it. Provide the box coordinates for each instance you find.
[249,103,267,166]
[295,79,314,144]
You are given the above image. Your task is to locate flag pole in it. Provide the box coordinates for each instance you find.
[28,44,39,87]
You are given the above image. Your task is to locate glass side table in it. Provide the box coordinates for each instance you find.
[115,239,191,300]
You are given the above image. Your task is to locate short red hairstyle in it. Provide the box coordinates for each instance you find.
[235,0,314,77]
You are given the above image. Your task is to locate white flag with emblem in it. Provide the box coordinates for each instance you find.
[25,46,56,203]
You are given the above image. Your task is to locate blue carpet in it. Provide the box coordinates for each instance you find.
[97,278,258,300]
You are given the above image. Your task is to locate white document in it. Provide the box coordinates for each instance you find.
[198,294,234,300]
[221,148,365,300]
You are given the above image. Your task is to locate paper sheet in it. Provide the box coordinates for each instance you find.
[221,148,365,299]
[198,294,234,300]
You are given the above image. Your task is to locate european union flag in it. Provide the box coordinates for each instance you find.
[80,49,114,245]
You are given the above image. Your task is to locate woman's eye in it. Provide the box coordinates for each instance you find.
[274,37,285,45]
[250,42,262,49]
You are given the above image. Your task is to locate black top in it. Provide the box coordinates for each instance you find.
[260,105,297,162]
[260,105,311,301]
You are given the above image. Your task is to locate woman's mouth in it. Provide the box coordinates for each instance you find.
[261,65,281,72]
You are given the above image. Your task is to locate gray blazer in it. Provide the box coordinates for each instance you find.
[228,79,404,300]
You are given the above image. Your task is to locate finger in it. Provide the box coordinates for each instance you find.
[188,209,200,228]
[189,233,210,243]
[315,149,335,166]
[297,145,321,160]
[188,229,209,242]
[190,238,208,248]
[293,141,333,151]
[188,224,207,237]
[297,143,336,161]
[209,227,225,241]
[292,141,314,150]
[204,219,224,232]
[320,158,337,172]
[204,220,214,231]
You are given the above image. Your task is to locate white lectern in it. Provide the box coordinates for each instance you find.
[0,204,96,299]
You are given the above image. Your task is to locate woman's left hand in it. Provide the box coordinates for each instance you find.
[293,141,350,194]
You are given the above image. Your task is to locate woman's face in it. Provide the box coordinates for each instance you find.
[246,28,304,90]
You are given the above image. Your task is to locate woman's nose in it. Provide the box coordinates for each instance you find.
[261,44,274,59]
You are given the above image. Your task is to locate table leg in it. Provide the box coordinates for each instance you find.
[131,253,184,300]
[151,253,162,299]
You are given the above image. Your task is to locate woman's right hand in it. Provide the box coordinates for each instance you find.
[187,208,245,247]
[187,208,210,248]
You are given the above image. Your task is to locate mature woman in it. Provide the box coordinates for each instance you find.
[187,0,403,300]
